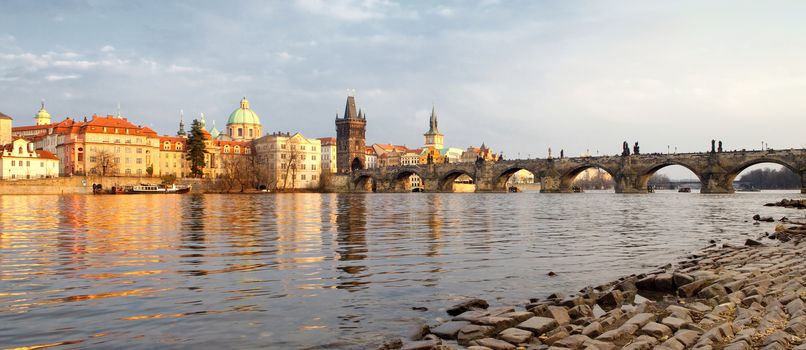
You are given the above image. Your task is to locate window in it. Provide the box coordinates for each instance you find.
[281,144,286,149]
[90,156,97,163]
[312,164,316,170]
[26,161,30,166]
[301,174,306,180]
[312,175,317,181]
[115,157,120,163]
[163,142,170,150]
[136,158,142,164]
[176,142,182,150]
[125,169,131,175]
[312,155,317,160]
[136,148,142,154]
[234,146,240,154]
[238,128,243,137]
[18,147,22,154]
[125,148,131,153]
[137,169,142,175]
[301,164,306,170]
[224,145,230,153]
[249,128,253,137]
[281,154,286,159]
[40,161,44,167]
[301,145,306,150]
[10,160,14,166]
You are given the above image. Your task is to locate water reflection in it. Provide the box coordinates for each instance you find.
[0,191,804,349]
[335,194,368,291]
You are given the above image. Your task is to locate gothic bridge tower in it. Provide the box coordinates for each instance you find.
[335,94,367,173]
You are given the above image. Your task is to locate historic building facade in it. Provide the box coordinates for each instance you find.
[0,138,59,179]
[0,112,11,146]
[318,137,338,173]
[335,95,366,172]
[253,132,321,190]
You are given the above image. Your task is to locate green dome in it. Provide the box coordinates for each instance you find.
[227,97,261,126]
[35,102,50,120]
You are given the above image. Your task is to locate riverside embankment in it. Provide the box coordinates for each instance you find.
[384,204,806,350]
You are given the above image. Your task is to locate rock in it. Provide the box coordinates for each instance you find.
[476,316,516,332]
[624,313,656,328]
[447,299,489,316]
[636,275,656,290]
[408,324,430,340]
[498,327,532,344]
[517,316,558,335]
[698,283,728,299]
[762,330,794,347]
[591,305,606,319]
[553,334,592,349]
[723,341,750,350]
[378,338,404,350]
[466,347,493,350]
[400,338,441,350]
[678,278,711,297]
[568,305,592,319]
[539,306,571,325]
[596,290,624,308]
[744,239,764,246]
[661,316,689,331]
[641,322,673,338]
[454,310,491,323]
[582,321,603,337]
[543,329,570,346]
[500,311,534,323]
[654,273,675,291]
[474,337,517,350]
[700,322,734,343]
[457,325,495,345]
[431,321,471,339]
[673,329,701,348]
[673,272,695,287]
[547,271,557,277]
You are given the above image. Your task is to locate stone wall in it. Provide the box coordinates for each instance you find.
[0,176,208,195]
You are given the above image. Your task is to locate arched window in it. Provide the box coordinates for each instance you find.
[249,128,253,137]
[229,128,233,136]
[223,145,230,154]
[163,141,170,150]
[238,128,243,137]
[234,145,241,154]
[18,147,23,154]
[176,142,183,151]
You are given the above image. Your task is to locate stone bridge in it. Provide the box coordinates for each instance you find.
[351,149,806,193]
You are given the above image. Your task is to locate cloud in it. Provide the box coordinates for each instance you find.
[45,74,80,81]
[293,0,416,21]
[101,45,115,53]
[167,64,199,73]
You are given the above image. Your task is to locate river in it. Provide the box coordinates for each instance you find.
[1,191,804,349]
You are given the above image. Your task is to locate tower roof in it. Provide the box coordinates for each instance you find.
[344,95,358,119]
[227,97,262,126]
[35,101,51,121]
[425,105,441,135]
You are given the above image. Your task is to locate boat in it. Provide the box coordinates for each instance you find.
[126,183,191,194]
[572,186,584,193]
[647,186,655,193]
[508,186,521,193]
[737,185,761,192]
[678,187,691,193]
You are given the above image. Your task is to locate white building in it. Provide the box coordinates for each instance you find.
[254,132,322,190]
[318,137,338,173]
[364,147,378,169]
[1,138,59,179]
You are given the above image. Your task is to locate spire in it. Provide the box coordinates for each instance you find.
[344,95,358,119]
[358,108,363,119]
[116,102,122,118]
[427,105,440,134]
[200,112,206,130]
[177,109,187,136]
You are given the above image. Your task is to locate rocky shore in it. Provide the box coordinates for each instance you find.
[380,208,806,350]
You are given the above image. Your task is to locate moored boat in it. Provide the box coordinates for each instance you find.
[678,187,691,193]
[126,184,191,194]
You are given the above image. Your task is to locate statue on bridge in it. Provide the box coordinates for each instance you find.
[718,140,723,153]
[622,141,630,156]
[560,149,564,159]
[711,139,716,153]
[633,142,640,155]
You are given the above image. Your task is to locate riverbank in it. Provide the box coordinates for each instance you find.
[383,215,806,349]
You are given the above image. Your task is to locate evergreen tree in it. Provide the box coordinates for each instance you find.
[186,119,206,178]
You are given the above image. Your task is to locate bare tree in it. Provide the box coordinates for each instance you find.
[93,150,118,176]
[279,140,300,191]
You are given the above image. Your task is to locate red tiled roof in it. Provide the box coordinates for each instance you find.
[11,124,51,132]
[36,150,58,160]
[318,137,337,145]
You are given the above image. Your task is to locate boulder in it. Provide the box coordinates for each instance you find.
[498,327,532,344]
[473,337,516,350]
[447,299,489,316]
[457,325,495,345]
[654,273,675,291]
[431,321,471,339]
[516,316,558,335]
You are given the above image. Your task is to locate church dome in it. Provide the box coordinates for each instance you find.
[227,97,261,126]
[35,104,50,120]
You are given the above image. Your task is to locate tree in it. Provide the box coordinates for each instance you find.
[648,173,671,189]
[186,119,206,178]
[279,139,300,190]
[146,164,153,176]
[739,167,800,189]
[93,150,118,176]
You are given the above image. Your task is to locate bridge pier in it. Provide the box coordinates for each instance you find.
[539,176,561,193]
[801,171,806,194]
[700,172,734,194]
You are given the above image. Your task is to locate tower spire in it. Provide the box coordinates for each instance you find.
[177,109,187,136]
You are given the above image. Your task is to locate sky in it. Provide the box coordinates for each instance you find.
[1,1,805,177]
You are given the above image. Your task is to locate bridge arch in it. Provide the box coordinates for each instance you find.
[559,164,617,192]
[389,168,427,192]
[494,166,538,191]
[438,169,476,192]
[638,161,704,191]
[353,174,376,192]
[726,158,802,190]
